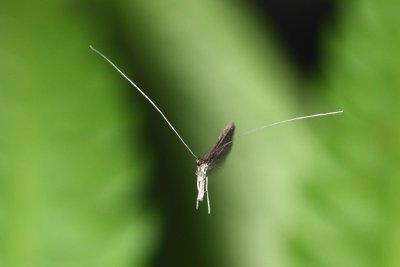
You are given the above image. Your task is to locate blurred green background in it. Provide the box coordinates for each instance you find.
[1,0,398,266]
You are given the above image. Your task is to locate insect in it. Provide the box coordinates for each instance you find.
[195,122,235,213]
[90,45,343,214]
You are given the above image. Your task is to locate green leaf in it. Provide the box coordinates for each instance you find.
[0,2,158,267]
[292,1,400,267]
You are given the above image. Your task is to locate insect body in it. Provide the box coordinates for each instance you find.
[195,122,235,213]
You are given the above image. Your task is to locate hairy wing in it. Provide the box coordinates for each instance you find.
[202,122,235,170]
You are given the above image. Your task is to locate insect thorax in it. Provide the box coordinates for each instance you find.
[195,161,208,182]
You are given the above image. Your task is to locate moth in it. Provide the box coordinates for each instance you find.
[90,45,343,214]
[195,122,235,213]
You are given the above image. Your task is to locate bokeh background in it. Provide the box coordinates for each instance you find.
[1,0,398,266]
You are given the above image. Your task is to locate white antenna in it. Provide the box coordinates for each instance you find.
[239,110,343,137]
[210,110,343,156]
[90,45,198,159]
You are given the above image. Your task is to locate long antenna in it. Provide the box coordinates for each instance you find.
[90,45,198,159]
[211,110,343,156]
[239,110,343,137]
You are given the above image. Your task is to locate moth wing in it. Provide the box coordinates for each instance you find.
[202,122,235,170]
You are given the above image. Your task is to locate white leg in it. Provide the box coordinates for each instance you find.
[206,177,211,214]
